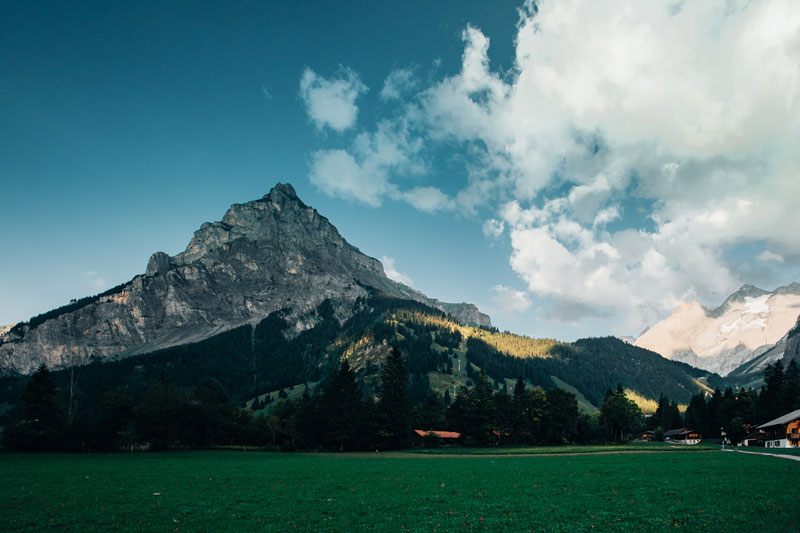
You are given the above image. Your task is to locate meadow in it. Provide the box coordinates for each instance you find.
[1,448,798,532]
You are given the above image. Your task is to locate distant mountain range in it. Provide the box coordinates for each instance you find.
[635,283,800,377]
[0,183,716,413]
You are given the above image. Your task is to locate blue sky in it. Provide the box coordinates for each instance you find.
[2,0,799,341]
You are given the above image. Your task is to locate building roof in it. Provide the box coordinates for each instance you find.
[757,408,800,430]
[664,428,697,437]
[413,430,460,439]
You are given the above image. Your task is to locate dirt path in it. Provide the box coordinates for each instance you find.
[722,449,800,462]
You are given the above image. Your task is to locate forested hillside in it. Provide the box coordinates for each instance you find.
[0,294,722,427]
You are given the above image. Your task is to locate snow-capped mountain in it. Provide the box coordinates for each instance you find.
[634,283,800,376]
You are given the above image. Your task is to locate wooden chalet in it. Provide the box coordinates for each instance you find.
[664,428,701,445]
[757,408,800,449]
[632,431,655,442]
[741,429,765,447]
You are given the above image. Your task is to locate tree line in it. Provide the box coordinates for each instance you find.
[1,347,652,452]
[5,345,797,453]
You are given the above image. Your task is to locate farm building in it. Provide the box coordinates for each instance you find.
[740,429,765,447]
[632,431,655,442]
[758,408,800,449]
[664,428,702,445]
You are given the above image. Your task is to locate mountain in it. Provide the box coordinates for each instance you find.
[0,294,719,417]
[728,314,800,383]
[0,183,489,376]
[635,283,800,376]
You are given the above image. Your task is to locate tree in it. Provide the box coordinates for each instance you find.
[2,364,68,451]
[599,386,643,442]
[319,360,367,451]
[96,388,135,450]
[684,392,708,436]
[470,370,497,444]
[411,391,446,430]
[511,378,547,444]
[378,347,411,449]
[135,372,185,450]
[543,388,579,443]
[783,360,800,411]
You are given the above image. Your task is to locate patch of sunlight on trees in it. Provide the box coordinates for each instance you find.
[624,389,659,414]
[624,389,685,414]
[691,377,714,395]
[395,309,564,360]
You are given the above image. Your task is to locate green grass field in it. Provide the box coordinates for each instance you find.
[1,448,798,532]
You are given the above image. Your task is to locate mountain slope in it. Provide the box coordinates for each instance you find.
[0,295,719,415]
[0,183,488,376]
[634,283,800,376]
[728,314,800,383]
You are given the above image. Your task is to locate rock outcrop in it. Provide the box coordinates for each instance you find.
[635,283,800,376]
[0,183,490,375]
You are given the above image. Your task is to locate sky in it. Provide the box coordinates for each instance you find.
[1,0,799,341]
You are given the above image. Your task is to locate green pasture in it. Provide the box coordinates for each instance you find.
[1,448,798,531]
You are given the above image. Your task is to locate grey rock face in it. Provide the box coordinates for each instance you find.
[146,252,171,276]
[0,183,490,375]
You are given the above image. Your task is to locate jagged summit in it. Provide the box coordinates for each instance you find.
[707,284,770,318]
[0,183,490,375]
[636,282,800,376]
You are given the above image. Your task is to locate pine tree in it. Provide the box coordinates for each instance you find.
[378,347,411,449]
[599,387,643,442]
[543,388,578,443]
[783,360,800,411]
[2,364,68,451]
[320,360,364,451]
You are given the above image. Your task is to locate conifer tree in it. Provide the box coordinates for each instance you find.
[2,364,68,451]
[378,347,411,449]
[320,360,364,451]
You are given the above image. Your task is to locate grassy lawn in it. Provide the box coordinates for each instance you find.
[1,449,798,531]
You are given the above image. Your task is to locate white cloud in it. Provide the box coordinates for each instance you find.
[305,0,800,332]
[482,218,505,239]
[757,251,785,264]
[299,67,367,132]
[489,285,532,314]
[261,86,272,99]
[417,0,800,330]
[380,256,414,287]
[308,119,425,206]
[401,186,454,213]
[380,67,417,101]
[308,149,389,207]
[593,206,620,228]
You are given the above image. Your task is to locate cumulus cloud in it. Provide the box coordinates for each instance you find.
[299,67,367,132]
[416,0,800,330]
[482,218,505,239]
[380,256,414,287]
[758,251,785,264]
[401,186,454,213]
[305,0,800,332]
[489,285,532,314]
[308,119,424,205]
[380,67,418,101]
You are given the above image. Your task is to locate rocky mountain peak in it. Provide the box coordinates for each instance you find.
[0,182,490,375]
[706,284,769,318]
[636,282,800,376]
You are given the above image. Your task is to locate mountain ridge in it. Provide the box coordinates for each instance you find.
[0,183,489,376]
[635,283,800,376]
